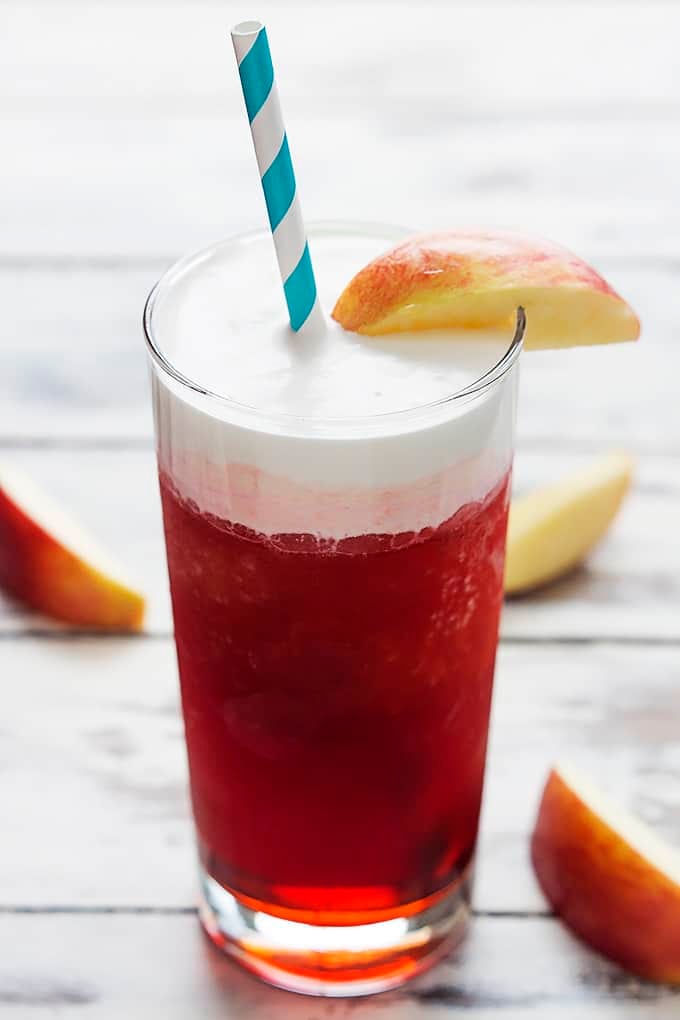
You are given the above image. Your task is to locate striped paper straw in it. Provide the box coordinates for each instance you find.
[231,21,320,333]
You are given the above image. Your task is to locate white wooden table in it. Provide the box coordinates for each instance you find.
[1,2,679,1015]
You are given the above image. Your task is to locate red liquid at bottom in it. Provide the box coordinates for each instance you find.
[160,469,510,937]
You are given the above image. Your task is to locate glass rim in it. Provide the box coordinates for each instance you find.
[142,222,525,436]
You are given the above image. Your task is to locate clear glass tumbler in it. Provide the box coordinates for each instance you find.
[143,224,523,996]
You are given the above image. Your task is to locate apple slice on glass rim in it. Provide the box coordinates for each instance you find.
[332,230,640,349]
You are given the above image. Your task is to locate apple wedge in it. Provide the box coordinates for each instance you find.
[532,764,680,983]
[332,231,640,349]
[504,452,633,595]
[0,464,145,630]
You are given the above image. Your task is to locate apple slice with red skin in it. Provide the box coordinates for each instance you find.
[532,765,680,983]
[0,464,145,630]
[332,231,640,349]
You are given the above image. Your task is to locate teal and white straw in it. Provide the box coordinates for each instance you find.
[231,21,320,333]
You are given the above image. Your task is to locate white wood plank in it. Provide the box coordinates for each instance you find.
[0,913,677,1017]
[1,637,678,912]
[3,4,678,259]
[0,447,677,641]
[0,267,156,441]
[0,264,676,449]
[0,638,190,908]
[2,2,677,115]
[3,112,679,259]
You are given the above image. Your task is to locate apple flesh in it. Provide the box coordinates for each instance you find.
[532,764,680,983]
[0,465,145,630]
[505,452,633,595]
[332,231,640,349]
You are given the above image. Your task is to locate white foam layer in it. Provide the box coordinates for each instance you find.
[148,225,519,537]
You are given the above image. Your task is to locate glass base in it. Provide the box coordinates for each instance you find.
[198,861,472,997]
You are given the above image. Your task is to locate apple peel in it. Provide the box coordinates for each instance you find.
[331,231,640,350]
[532,764,680,983]
[0,464,145,630]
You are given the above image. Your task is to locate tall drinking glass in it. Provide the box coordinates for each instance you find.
[143,224,523,996]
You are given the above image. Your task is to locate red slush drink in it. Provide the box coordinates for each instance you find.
[144,226,522,994]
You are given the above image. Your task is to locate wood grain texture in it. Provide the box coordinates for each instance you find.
[2,2,677,115]
[0,447,677,641]
[2,1,679,1010]
[0,912,678,1017]
[1,637,678,913]
[1,3,678,261]
[0,264,676,450]
[3,113,679,260]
